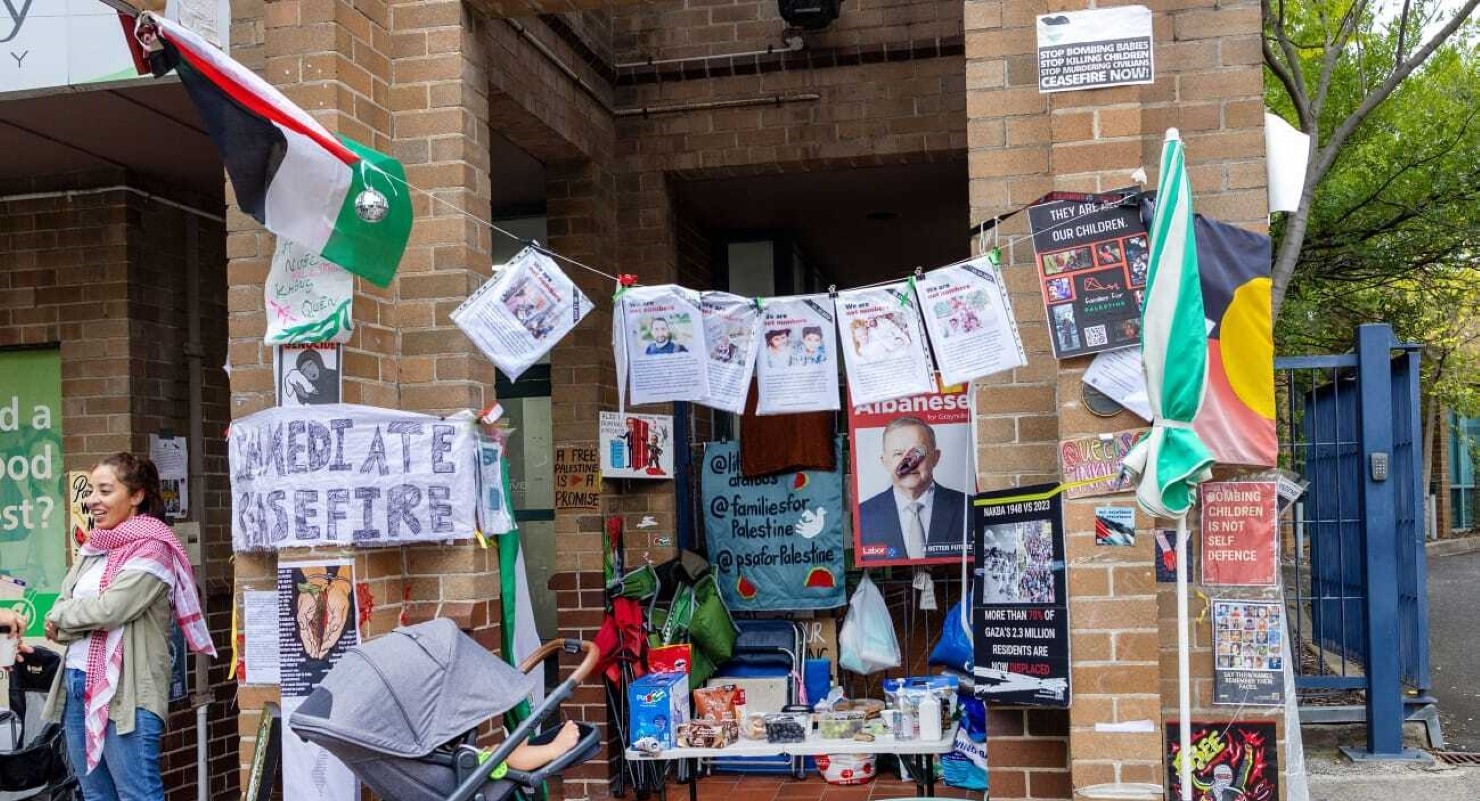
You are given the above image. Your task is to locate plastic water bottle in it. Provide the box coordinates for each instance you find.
[918,692,942,742]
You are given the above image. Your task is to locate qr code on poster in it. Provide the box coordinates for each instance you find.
[1084,325,1108,347]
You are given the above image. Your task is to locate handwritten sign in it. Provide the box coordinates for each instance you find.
[1199,481,1277,587]
[264,238,354,345]
[1059,428,1148,498]
[554,445,600,511]
[229,404,477,551]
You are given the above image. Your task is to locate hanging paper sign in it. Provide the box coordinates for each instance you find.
[835,282,935,405]
[1213,600,1285,706]
[1036,6,1154,93]
[228,404,478,551]
[1199,481,1278,587]
[1058,428,1148,498]
[1167,721,1279,801]
[913,258,1028,386]
[451,246,594,381]
[849,382,973,567]
[264,238,354,345]
[1083,347,1152,421]
[599,411,674,479]
[621,285,710,405]
[278,559,360,801]
[697,292,763,413]
[701,440,846,611]
[971,483,1071,707]
[755,294,842,415]
[67,470,94,557]
[553,444,601,511]
[275,344,342,406]
[1028,197,1147,359]
[476,437,514,535]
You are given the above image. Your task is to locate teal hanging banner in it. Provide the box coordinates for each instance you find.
[702,440,845,611]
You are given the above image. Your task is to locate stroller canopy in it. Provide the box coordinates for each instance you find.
[289,618,536,758]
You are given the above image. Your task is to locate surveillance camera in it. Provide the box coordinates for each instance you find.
[778,0,843,30]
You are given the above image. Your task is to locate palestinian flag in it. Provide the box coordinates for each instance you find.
[147,14,411,287]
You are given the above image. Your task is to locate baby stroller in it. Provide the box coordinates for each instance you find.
[0,647,78,801]
[290,618,602,801]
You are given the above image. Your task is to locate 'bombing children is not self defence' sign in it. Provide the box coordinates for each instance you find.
[229,404,478,551]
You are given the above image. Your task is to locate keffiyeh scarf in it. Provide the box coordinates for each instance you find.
[77,514,216,773]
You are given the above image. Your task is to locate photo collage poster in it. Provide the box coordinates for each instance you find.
[1027,196,1148,359]
[971,483,1071,707]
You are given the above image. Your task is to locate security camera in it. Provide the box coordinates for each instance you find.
[778,0,842,30]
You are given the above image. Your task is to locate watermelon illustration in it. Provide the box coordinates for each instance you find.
[736,573,758,600]
[804,567,836,589]
[792,473,809,490]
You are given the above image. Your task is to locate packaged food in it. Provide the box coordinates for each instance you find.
[817,711,865,740]
[741,713,768,741]
[676,719,739,749]
[693,684,741,720]
[816,753,876,786]
[763,712,810,743]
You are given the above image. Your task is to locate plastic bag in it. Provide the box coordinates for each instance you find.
[927,594,973,673]
[939,695,988,790]
[838,575,901,675]
[816,753,877,785]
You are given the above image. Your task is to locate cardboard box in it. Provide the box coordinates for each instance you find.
[628,672,691,749]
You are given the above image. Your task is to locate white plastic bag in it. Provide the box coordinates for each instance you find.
[838,575,901,674]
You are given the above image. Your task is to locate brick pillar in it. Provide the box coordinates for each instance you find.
[228,0,496,785]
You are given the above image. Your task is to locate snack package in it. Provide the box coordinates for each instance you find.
[676,719,739,749]
[649,643,692,674]
[693,684,741,720]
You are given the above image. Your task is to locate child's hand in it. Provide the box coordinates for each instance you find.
[552,720,581,752]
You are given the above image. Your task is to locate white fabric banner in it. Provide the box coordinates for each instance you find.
[697,292,763,413]
[620,285,710,405]
[1265,112,1310,213]
[264,238,354,345]
[913,259,1028,386]
[755,294,842,415]
[451,246,593,380]
[836,282,935,404]
[229,404,478,551]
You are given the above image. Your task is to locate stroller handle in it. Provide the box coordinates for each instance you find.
[519,638,600,684]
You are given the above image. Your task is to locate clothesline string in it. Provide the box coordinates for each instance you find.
[372,164,1130,297]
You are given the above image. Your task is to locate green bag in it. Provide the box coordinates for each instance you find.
[612,563,659,601]
[687,574,738,663]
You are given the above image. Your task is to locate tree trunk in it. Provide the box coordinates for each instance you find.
[1421,395,1441,539]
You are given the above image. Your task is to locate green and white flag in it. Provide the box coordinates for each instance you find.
[499,461,544,725]
[1122,129,1215,518]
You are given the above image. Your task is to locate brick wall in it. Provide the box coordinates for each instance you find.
[966,0,1267,795]
[0,176,240,801]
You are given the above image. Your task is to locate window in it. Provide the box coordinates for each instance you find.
[1450,412,1480,531]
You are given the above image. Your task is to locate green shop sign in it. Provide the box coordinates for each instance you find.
[0,348,65,637]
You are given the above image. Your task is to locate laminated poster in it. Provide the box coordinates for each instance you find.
[278,559,359,801]
[697,292,763,413]
[476,437,514,536]
[450,246,594,381]
[1167,721,1279,801]
[1212,600,1285,706]
[1036,6,1154,94]
[836,282,935,405]
[275,344,342,407]
[621,285,710,405]
[971,483,1070,707]
[849,382,973,567]
[1059,428,1148,499]
[1028,197,1148,359]
[755,294,842,415]
[913,258,1028,386]
[229,404,478,551]
[599,411,674,480]
[701,440,846,611]
[264,237,354,345]
[1199,481,1278,587]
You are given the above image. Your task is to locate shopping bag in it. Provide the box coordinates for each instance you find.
[838,575,900,675]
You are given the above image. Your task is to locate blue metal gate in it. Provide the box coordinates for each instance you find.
[1276,324,1431,758]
